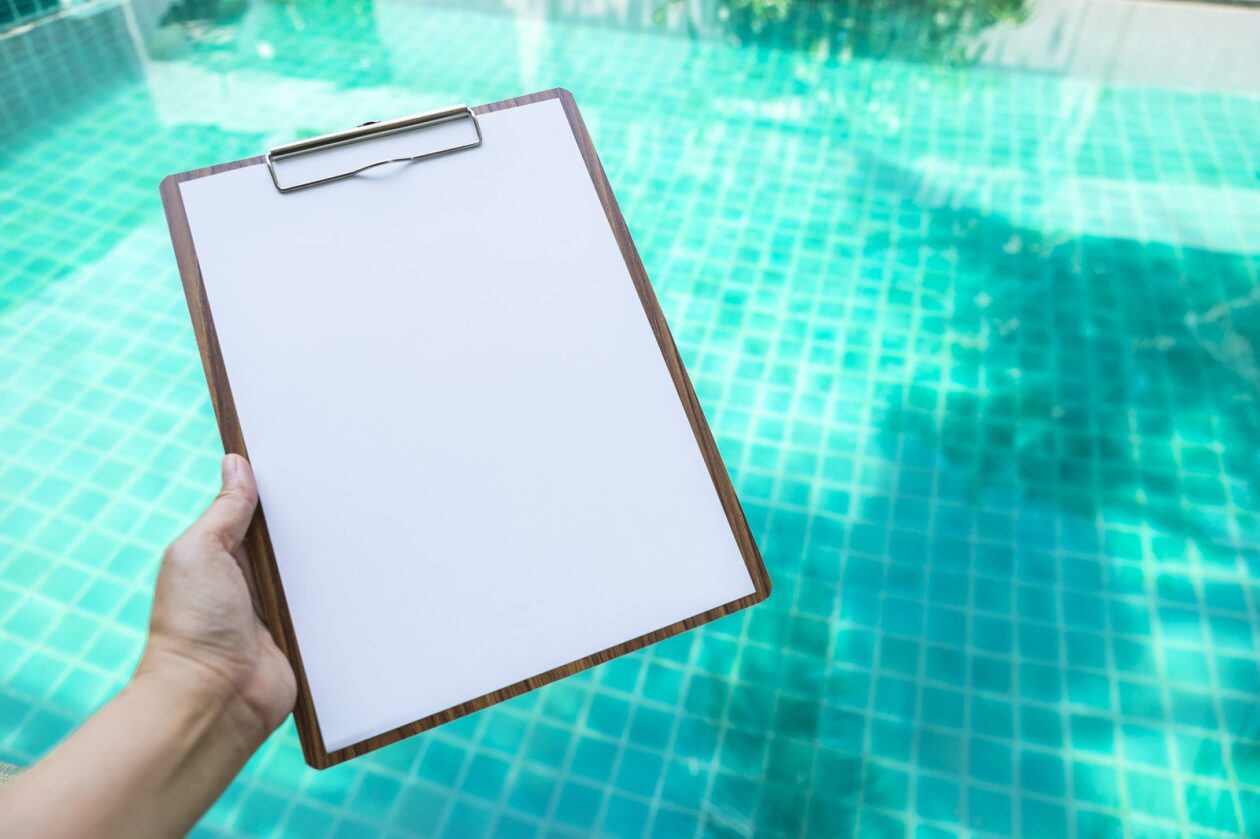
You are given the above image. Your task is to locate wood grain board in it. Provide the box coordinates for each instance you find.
[160,88,771,769]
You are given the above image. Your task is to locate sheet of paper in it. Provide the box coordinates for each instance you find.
[179,97,756,752]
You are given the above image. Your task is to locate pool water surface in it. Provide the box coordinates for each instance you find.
[1,0,1259,836]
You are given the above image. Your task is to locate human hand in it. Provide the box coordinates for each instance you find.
[0,455,298,838]
[138,454,296,744]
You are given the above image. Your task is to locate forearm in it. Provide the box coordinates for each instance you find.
[0,455,293,836]
[0,661,269,838]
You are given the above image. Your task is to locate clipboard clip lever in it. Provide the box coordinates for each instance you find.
[266,104,483,193]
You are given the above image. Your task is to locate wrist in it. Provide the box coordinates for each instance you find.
[0,662,266,839]
[133,646,275,752]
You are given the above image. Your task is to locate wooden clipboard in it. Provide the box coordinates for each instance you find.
[159,89,771,769]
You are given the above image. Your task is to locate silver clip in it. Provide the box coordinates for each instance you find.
[266,104,483,193]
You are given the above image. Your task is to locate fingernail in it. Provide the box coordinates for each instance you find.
[223,454,242,482]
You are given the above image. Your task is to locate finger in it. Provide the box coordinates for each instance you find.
[231,542,267,622]
[187,454,258,550]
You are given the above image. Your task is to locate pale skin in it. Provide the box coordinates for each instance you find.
[0,454,296,838]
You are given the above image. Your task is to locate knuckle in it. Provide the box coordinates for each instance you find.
[217,482,257,509]
[216,485,245,506]
[163,537,192,565]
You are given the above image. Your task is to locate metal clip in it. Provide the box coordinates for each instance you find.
[266,105,483,193]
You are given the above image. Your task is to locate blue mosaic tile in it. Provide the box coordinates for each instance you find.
[2,1,1259,837]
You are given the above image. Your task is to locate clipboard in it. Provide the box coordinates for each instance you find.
[159,89,771,769]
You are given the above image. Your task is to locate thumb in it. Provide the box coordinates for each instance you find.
[187,454,259,550]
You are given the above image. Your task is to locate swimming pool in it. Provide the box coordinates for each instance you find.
[2,0,1259,836]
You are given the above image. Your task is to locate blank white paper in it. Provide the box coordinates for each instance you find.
[179,97,756,752]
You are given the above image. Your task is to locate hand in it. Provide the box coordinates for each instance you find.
[0,455,299,839]
[138,454,296,743]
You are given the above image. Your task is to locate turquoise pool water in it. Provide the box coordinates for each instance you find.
[3,1,1260,836]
